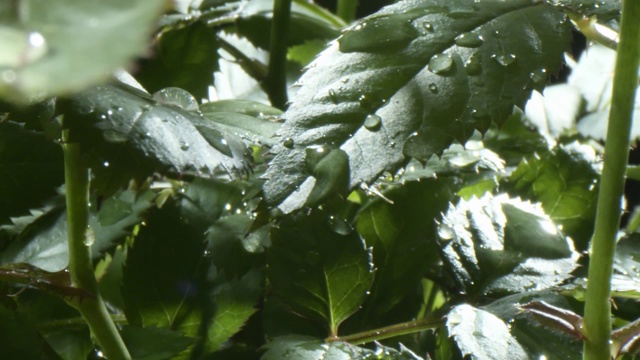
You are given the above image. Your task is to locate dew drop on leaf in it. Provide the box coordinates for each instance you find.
[328,89,339,104]
[364,114,382,131]
[328,215,353,235]
[283,137,294,148]
[428,83,438,94]
[438,223,455,241]
[84,226,96,246]
[179,141,190,151]
[423,22,434,32]
[338,16,418,53]
[428,54,454,75]
[492,53,517,67]
[454,32,484,48]
[153,87,199,112]
[305,145,328,172]
[529,68,548,88]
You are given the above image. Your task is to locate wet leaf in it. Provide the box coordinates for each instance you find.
[438,194,579,296]
[64,84,250,186]
[0,122,63,225]
[262,0,571,210]
[200,101,282,146]
[268,210,374,335]
[0,0,165,102]
[446,304,528,360]
[261,336,369,360]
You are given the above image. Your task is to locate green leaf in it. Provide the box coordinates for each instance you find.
[288,40,329,67]
[122,202,207,336]
[0,122,63,225]
[446,304,528,360]
[262,0,571,209]
[508,141,600,250]
[205,268,263,352]
[120,325,194,360]
[0,0,166,102]
[64,84,250,185]
[136,22,221,100]
[200,101,282,146]
[1,207,68,272]
[438,194,579,297]
[354,180,454,322]
[91,189,157,256]
[268,210,374,335]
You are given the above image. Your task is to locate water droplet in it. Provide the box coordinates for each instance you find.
[464,53,482,75]
[428,83,438,94]
[179,141,190,151]
[153,87,199,112]
[454,32,484,48]
[305,145,328,172]
[428,54,454,75]
[492,53,517,67]
[438,223,455,240]
[364,114,381,131]
[283,137,294,148]
[529,68,547,88]
[328,215,353,235]
[423,22,434,32]
[328,89,339,104]
[103,161,110,168]
[84,226,96,246]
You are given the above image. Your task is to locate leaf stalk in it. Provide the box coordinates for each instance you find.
[327,316,444,345]
[582,0,640,359]
[62,129,131,360]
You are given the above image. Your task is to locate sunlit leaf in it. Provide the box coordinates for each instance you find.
[63,84,250,190]
[0,0,165,102]
[508,141,600,250]
[447,304,527,360]
[262,0,571,210]
[438,194,579,296]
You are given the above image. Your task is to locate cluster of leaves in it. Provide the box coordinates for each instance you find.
[1,0,639,359]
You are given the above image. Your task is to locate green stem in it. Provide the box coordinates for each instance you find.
[337,0,358,24]
[582,1,640,359]
[266,0,291,110]
[327,316,444,345]
[63,130,131,360]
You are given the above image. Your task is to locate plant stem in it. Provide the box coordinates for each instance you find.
[582,0,640,359]
[337,0,358,24]
[326,316,444,345]
[63,130,131,360]
[266,0,291,110]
